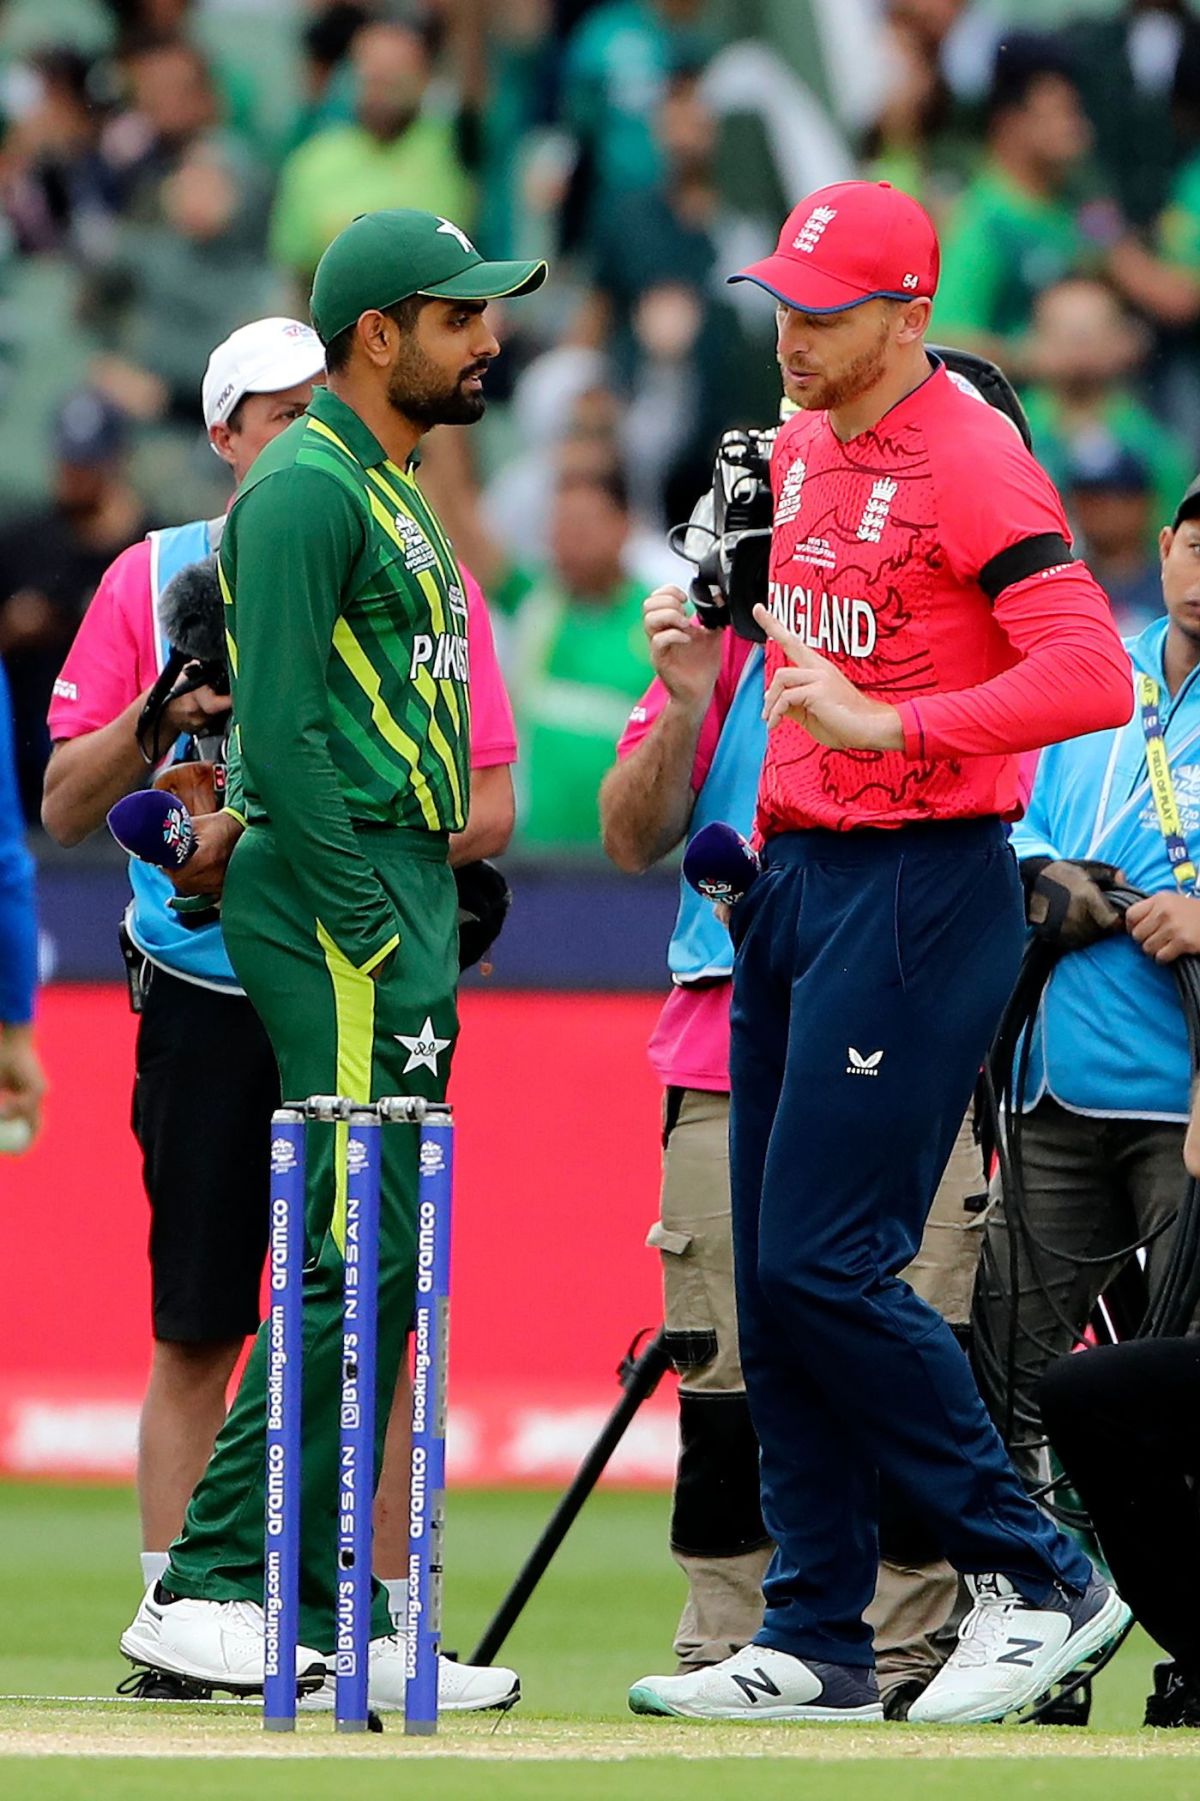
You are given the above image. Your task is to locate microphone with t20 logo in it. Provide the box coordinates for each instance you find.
[682,821,762,906]
[107,789,218,927]
[108,788,197,870]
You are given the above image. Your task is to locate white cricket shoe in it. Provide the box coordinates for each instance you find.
[907,1572,1131,1725]
[628,1643,883,1722]
[297,1634,520,1713]
[120,1583,325,1696]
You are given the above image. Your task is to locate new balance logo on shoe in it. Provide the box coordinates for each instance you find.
[996,1638,1044,1668]
[846,1048,883,1076]
[730,1668,784,1704]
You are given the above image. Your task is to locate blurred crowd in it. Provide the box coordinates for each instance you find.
[2,0,1200,845]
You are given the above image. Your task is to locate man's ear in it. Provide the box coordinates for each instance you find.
[209,422,235,469]
[895,297,932,347]
[357,309,397,370]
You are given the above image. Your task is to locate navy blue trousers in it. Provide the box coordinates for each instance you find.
[729,818,1092,1667]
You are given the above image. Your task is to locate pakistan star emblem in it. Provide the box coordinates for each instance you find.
[395,1017,450,1075]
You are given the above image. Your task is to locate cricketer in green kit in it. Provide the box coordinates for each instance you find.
[119,209,546,1707]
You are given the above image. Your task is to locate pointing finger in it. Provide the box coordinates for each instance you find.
[753,603,819,667]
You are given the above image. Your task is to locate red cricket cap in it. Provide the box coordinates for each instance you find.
[728,180,940,314]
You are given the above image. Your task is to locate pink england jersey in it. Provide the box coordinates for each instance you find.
[759,363,1130,839]
[617,632,754,1093]
[48,540,517,770]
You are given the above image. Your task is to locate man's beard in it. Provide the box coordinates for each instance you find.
[785,317,892,413]
[388,340,489,428]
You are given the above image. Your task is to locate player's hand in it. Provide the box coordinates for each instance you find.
[754,605,902,751]
[168,810,243,899]
[1125,892,1200,963]
[162,666,232,738]
[0,1023,46,1142]
[643,586,724,714]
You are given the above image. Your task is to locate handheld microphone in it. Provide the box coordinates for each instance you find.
[682,821,762,906]
[108,788,196,869]
[107,789,218,928]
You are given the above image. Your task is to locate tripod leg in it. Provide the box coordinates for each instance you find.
[469,1330,671,1667]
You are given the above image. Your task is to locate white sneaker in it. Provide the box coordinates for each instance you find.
[628,1644,883,1722]
[297,1633,520,1714]
[908,1572,1131,1725]
[120,1583,326,1696]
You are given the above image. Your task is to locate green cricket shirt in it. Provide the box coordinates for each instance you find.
[220,386,470,974]
[505,570,649,848]
[934,165,1089,342]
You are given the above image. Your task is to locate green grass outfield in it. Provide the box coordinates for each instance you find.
[2,1481,1199,1800]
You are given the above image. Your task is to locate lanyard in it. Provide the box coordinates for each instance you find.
[1138,671,1199,894]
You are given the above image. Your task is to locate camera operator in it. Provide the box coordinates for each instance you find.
[42,320,325,1634]
[973,475,1200,1482]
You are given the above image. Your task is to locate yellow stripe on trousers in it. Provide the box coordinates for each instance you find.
[317,921,376,1254]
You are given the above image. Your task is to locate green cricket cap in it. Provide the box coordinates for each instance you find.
[310,208,548,343]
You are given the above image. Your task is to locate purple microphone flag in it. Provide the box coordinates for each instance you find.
[682,821,761,905]
[107,788,196,871]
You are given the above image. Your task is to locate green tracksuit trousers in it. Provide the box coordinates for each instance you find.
[166,822,458,1653]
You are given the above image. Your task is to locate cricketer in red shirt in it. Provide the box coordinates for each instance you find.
[627,181,1133,1729]
[756,364,1131,837]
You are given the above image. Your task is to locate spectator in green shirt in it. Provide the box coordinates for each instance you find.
[98,138,277,425]
[562,0,711,240]
[506,468,651,849]
[269,17,473,287]
[1020,276,1192,554]
[934,38,1101,375]
[1107,144,1200,333]
[1058,0,1200,229]
[588,69,769,518]
[860,12,977,222]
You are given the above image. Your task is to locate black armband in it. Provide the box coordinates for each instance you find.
[978,533,1074,602]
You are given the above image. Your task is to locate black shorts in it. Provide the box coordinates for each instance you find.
[132,964,280,1342]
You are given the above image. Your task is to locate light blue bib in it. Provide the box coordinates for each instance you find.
[1010,617,1195,1119]
[125,519,241,993]
[668,645,765,982]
